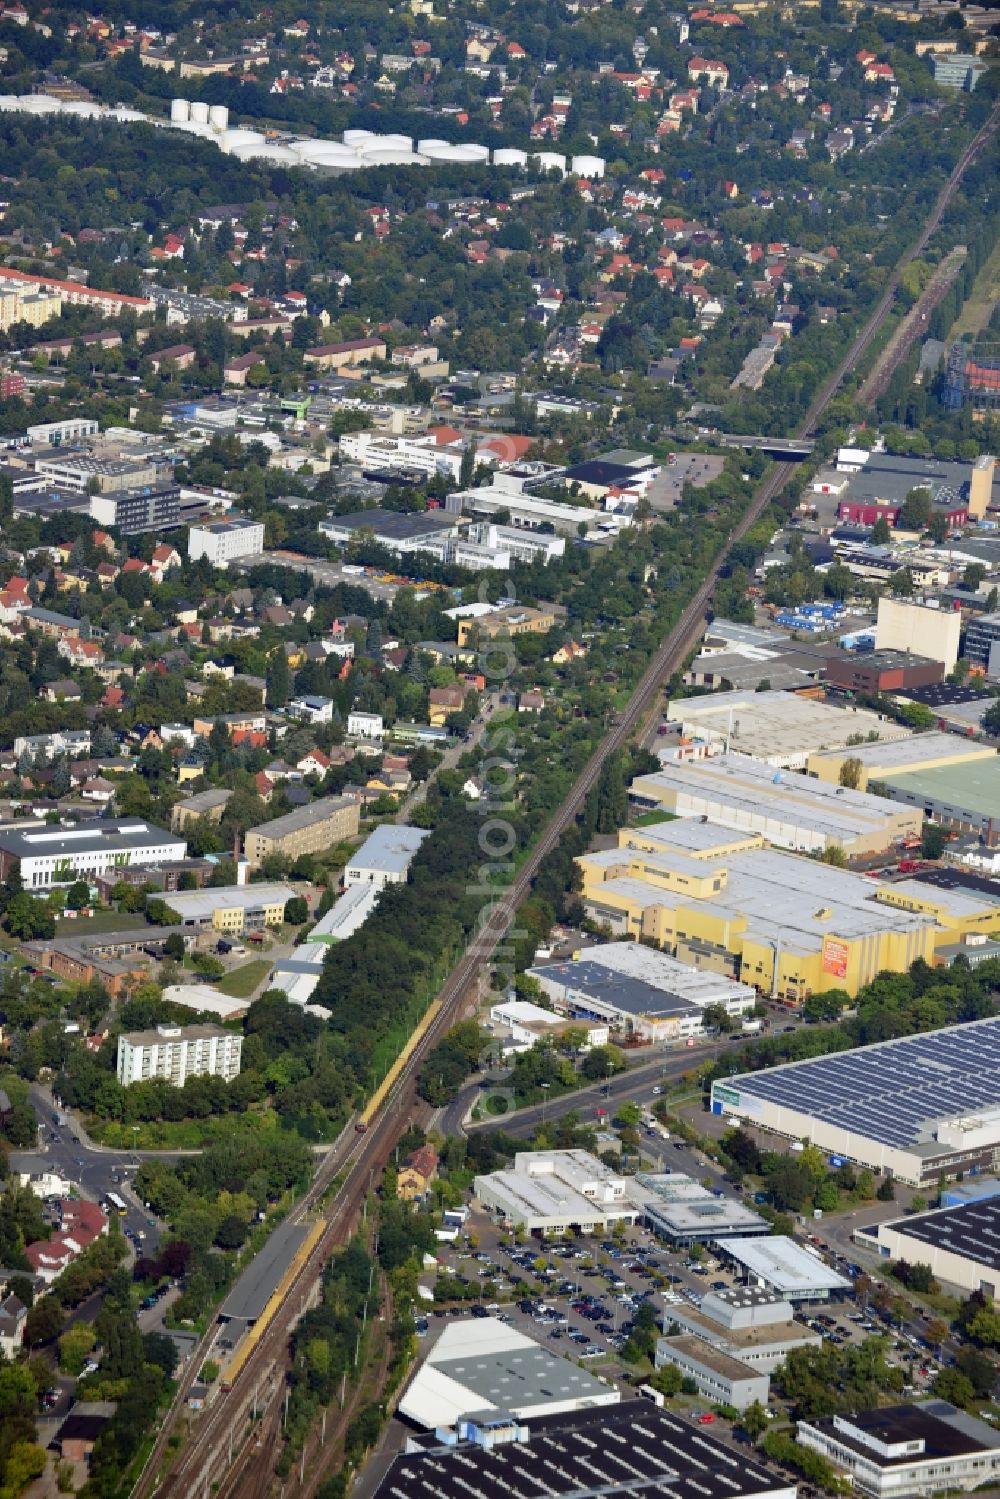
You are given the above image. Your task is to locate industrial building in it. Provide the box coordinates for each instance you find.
[343,824,429,890]
[710,1016,1000,1186]
[448,479,608,538]
[528,940,757,1042]
[875,597,961,672]
[628,753,921,857]
[862,1196,1000,1295]
[806,732,995,791]
[875,757,1000,838]
[158,883,295,933]
[117,1023,242,1087]
[663,1286,822,1373]
[488,999,609,1053]
[305,882,379,944]
[160,983,249,1021]
[0,818,186,890]
[713,1237,852,1303]
[187,516,265,568]
[377,1403,796,1499]
[318,508,458,554]
[456,605,558,647]
[243,796,359,867]
[576,821,940,1002]
[397,1317,619,1431]
[664,689,907,769]
[797,1404,1000,1497]
[474,1150,659,1235]
[825,649,944,697]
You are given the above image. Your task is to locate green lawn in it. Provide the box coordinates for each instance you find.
[949,236,1000,340]
[634,809,678,827]
[55,909,148,936]
[216,959,271,999]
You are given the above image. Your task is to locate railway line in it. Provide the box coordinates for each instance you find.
[131,101,1000,1499]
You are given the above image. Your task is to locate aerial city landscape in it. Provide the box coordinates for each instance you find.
[0,0,998,1497]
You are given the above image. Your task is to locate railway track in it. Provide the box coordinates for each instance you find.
[132,101,1000,1499]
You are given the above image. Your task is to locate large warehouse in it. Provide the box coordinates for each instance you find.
[877,757,1000,838]
[664,689,908,769]
[862,1196,1000,1295]
[806,732,995,792]
[711,1017,1000,1186]
[629,753,920,857]
[577,821,940,1002]
[528,940,757,1042]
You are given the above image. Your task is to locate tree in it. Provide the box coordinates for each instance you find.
[25,1295,64,1346]
[898,487,931,531]
[741,1400,768,1445]
[143,1330,179,1376]
[921,824,945,860]
[982,700,1000,738]
[876,1175,895,1202]
[285,895,309,925]
[266,647,290,709]
[5,893,56,941]
[66,879,91,910]
[164,933,185,961]
[58,1321,96,1375]
[839,757,863,790]
[871,516,891,545]
[925,1317,950,1353]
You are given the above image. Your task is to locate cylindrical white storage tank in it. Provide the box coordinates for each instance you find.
[493,147,528,167]
[190,101,210,125]
[419,142,467,162]
[221,128,265,152]
[231,142,301,166]
[113,107,146,121]
[343,128,376,146]
[534,151,567,174]
[357,146,427,167]
[374,133,413,150]
[170,98,191,124]
[571,154,606,179]
[417,138,449,153]
[300,142,360,164]
[0,95,22,111]
[63,101,102,117]
[208,104,229,131]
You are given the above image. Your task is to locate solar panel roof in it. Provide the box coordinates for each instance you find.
[718,1017,1000,1150]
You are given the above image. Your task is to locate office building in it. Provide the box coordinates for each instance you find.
[968,455,996,519]
[187,516,265,567]
[710,1016,1000,1186]
[528,941,757,1043]
[931,52,989,89]
[640,1173,768,1245]
[797,1404,1000,1497]
[863,1197,1000,1295]
[474,1150,659,1235]
[663,1286,821,1372]
[344,824,429,890]
[0,818,186,890]
[243,795,359,867]
[964,610,1000,673]
[577,821,939,1002]
[713,1237,852,1303]
[34,454,158,495]
[117,1023,243,1087]
[457,605,558,648]
[875,598,961,672]
[377,1402,796,1499]
[489,999,610,1052]
[448,480,609,538]
[806,732,994,791]
[629,753,920,857]
[170,788,233,831]
[90,483,181,535]
[665,689,907,769]
[318,508,458,554]
[158,883,295,932]
[655,1333,769,1411]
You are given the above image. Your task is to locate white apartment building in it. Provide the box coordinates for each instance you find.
[117,1023,243,1087]
[344,824,429,890]
[347,710,383,740]
[187,516,265,568]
